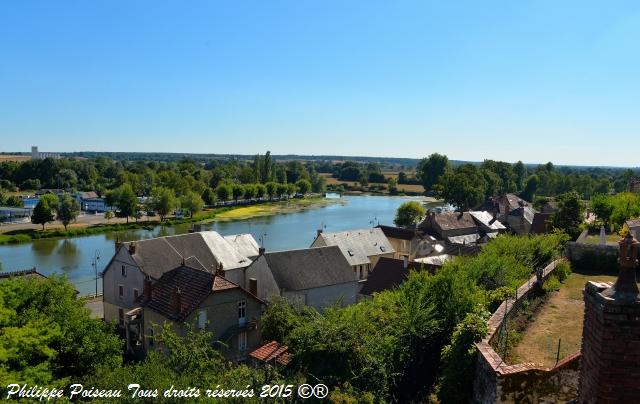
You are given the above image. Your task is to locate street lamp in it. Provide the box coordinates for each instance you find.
[91,250,101,296]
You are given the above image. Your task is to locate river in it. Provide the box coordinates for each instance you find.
[0,195,439,295]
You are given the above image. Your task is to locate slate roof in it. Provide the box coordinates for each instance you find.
[223,234,260,259]
[414,254,452,266]
[508,206,536,225]
[249,341,292,366]
[315,228,395,266]
[122,231,253,279]
[78,191,99,200]
[469,211,506,231]
[143,265,240,321]
[359,257,425,296]
[263,246,355,291]
[0,267,47,280]
[375,225,418,241]
[428,212,478,231]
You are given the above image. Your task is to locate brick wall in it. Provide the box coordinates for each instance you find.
[578,281,640,403]
[473,260,581,403]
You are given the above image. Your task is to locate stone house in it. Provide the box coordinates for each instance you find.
[102,231,259,329]
[419,211,479,239]
[128,265,263,361]
[244,246,359,311]
[310,227,395,280]
[375,225,439,262]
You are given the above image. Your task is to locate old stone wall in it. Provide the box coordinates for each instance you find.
[566,241,618,265]
[473,260,581,404]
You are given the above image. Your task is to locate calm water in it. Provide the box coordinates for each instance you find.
[0,195,436,295]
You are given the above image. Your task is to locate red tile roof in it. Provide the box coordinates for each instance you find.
[249,341,292,366]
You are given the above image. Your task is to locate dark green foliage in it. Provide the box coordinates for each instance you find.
[295,179,312,195]
[31,194,58,230]
[55,193,80,230]
[0,276,122,385]
[437,310,489,404]
[551,192,585,239]
[417,153,449,192]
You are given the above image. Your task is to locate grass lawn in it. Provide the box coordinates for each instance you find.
[510,268,633,367]
[583,234,620,245]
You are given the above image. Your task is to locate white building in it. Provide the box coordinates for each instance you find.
[31,146,60,160]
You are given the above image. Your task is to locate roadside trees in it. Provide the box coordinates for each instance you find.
[295,179,311,196]
[151,187,177,221]
[31,194,58,230]
[56,194,80,231]
[180,191,205,218]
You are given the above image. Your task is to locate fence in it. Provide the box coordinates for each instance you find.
[473,259,581,404]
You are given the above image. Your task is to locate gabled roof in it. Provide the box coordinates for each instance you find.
[508,206,536,225]
[78,191,99,199]
[359,257,425,296]
[250,341,292,366]
[375,225,418,241]
[143,265,244,321]
[423,212,478,231]
[122,231,253,279]
[469,211,506,231]
[223,234,260,259]
[315,228,395,266]
[263,246,355,291]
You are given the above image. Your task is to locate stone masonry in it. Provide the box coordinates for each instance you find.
[578,234,640,404]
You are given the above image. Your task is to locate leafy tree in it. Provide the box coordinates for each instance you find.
[551,192,585,239]
[295,179,312,195]
[417,153,449,192]
[276,183,289,199]
[591,194,614,229]
[520,174,539,202]
[215,183,232,202]
[112,183,138,223]
[180,191,204,218]
[265,182,277,200]
[201,187,216,206]
[513,160,527,192]
[243,184,257,200]
[104,210,114,222]
[232,184,245,202]
[31,194,58,230]
[55,194,80,230]
[435,165,485,211]
[151,187,176,221]
[394,201,425,227]
[388,178,399,195]
[287,183,298,197]
[0,275,121,385]
[255,183,267,199]
[398,172,408,184]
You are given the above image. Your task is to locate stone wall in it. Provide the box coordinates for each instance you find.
[473,260,581,403]
[566,241,618,264]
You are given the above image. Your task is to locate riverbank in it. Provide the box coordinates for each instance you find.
[0,196,331,245]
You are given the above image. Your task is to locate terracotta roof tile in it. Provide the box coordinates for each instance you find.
[249,341,292,366]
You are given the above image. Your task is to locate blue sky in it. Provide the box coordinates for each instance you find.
[1,1,639,166]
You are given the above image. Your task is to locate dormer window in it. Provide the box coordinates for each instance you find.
[380,246,386,252]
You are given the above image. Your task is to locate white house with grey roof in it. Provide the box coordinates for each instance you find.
[310,227,395,280]
[102,231,259,328]
[244,246,359,311]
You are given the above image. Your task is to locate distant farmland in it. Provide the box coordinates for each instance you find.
[0,155,30,162]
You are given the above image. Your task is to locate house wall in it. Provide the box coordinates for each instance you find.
[506,216,531,236]
[284,281,359,311]
[244,256,280,302]
[143,288,263,360]
[103,246,145,325]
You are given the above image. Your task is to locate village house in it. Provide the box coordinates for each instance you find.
[359,257,426,296]
[310,227,395,280]
[506,205,537,235]
[375,225,440,262]
[419,211,478,239]
[244,246,359,311]
[102,231,259,328]
[127,264,263,361]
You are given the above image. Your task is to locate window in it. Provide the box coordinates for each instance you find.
[238,300,246,325]
[148,328,154,347]
[133,288,139,300]
[118,285,124,300]
[121,265,127,277]
[118,309,124,327]
[197,310,207,329]
[238,331,247,351]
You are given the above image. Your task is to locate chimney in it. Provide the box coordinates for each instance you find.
[128,242,136,255]
[171,287,182,316]
[258,247,265,256]
[115,238,122,253]
[578,234,640,401]
[143,278,153,301]
[216,262,225,278]
[249,278,258,296]
[403,256,408,269]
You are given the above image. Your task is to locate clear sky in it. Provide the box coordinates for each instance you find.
[1,1,639,166]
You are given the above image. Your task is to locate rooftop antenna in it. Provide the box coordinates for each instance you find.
[369,216,378,227]
[259,231,267,248]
